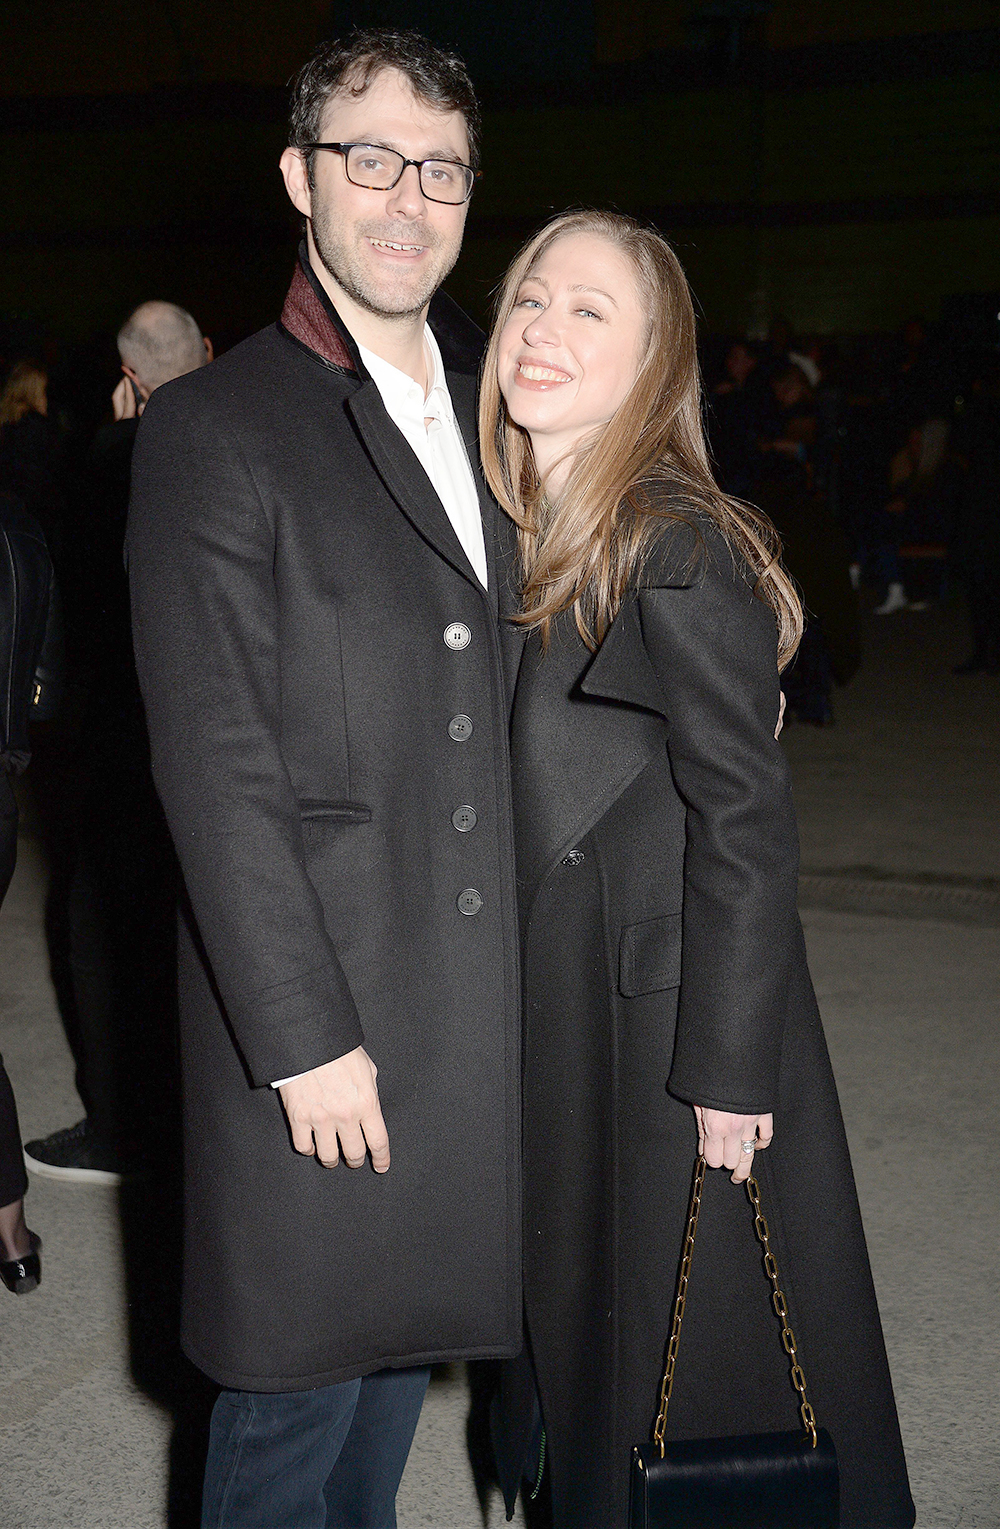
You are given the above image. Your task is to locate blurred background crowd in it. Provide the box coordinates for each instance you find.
[4,306,998,754]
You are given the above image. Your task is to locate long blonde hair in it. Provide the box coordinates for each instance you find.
[479,210,802,668]
[0,360,48,427]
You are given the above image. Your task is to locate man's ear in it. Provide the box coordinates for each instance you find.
[203,337,214,364]
[280,147,312,220]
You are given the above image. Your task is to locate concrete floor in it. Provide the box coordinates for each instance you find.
[1,598,998,1529]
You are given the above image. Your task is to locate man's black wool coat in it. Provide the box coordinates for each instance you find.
[126,253,523,1390]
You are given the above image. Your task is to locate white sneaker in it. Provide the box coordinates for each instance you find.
[874,582,908,615]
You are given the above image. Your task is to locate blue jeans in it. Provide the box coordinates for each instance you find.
[202,1366,431,1528]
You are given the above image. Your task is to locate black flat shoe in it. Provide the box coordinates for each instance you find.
[1,1232,41,1294]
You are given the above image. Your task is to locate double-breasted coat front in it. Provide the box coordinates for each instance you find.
[126,254,523,1390]
[495,511,914,1528]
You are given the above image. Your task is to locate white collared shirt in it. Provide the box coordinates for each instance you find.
[272,323,487,1090]
[357,326,489,591]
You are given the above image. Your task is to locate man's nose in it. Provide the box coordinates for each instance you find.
[385,162,428,217]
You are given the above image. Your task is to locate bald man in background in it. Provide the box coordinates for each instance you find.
[113,300,213,420]
[23,301,212,1183]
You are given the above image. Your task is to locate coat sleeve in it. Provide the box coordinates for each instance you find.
[638,527,799,1113]
[125,383,364,1086]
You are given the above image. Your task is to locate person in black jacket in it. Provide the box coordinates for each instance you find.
[23,301,209,1184]
[127,30,522,1528]
[478,210,914,1529]
[706,339,768,500]
[0,361,64,552]
[0,491,60,1293]
[952,354,1000,675]
[754,364,860,724]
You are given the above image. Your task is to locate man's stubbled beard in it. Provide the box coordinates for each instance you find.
[310,204,461,321]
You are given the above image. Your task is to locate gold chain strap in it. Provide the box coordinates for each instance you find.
[746,1172,819,1447]
[652,1155,706,1455]
[652,1155,819,1458]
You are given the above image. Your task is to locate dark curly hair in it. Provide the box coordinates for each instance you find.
[288,28,481,187]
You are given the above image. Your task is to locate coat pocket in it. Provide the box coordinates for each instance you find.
[619,912,682,997]
[298,800,372,823]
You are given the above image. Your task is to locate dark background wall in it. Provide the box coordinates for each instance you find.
[1,0,997,349]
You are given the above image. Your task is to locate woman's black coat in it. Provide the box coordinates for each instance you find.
[495,513,914,1528]
[126,256,523,1390]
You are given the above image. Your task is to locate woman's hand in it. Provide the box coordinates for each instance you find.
[694,1106,773,1184]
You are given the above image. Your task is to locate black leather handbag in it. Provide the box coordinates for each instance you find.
[630,1155,840,1529]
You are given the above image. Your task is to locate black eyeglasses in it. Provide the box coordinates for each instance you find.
[305,142,479,205]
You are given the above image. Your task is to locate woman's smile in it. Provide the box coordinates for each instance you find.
[497,230,646,486]
[514,359,574,388]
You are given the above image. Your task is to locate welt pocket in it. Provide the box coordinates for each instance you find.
[618,912,682,998]
[298,800,372,823]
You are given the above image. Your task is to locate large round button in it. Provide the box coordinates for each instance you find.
[444,622,471,650]
[457,888,483,916]
[448,714,473,742]
[452,806,478,833]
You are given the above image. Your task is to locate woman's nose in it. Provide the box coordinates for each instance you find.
[522,313,558,346]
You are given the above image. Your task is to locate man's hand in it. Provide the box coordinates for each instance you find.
[112,375,138,421]
[112,366,149,421]
[694,1106,774,1184]
[278,1047,390,1172]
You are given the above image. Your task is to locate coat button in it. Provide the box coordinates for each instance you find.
[444,622,471,650]
[448,714,473,742]
[457,888,483,916]
[562,849,585,866]
[452,806,478,832]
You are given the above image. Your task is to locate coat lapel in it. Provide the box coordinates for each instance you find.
[344,381,483,589]
[282,248,492,596]
[447,363,527,705]
[447,366,499,616]
[494,511,527,714]
[579,594,671,716]
[281,249,525,699]
[513,598,669,903]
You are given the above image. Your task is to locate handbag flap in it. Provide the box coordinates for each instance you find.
[630,1428,839,1529]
